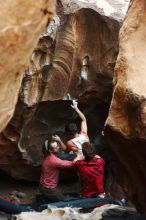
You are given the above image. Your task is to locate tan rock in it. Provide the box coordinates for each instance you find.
[0,0,55,132]
[21,8,120,105]
[105,0,146,213]
[0,6,120,180]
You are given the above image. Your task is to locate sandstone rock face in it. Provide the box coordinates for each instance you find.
[0,7,120,180]
[0,0,55,132]
[22,8,120,104]
[105,0,146,213]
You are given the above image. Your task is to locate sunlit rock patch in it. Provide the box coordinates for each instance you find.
[61,0,130,21]
[12,205,145,220]
[0,0,56,132]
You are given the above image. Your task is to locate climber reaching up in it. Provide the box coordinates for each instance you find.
[52,100,89,156]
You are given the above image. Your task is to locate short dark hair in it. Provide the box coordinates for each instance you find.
[82,142,95,161]
[42,140,56,155]
[65,123,78,135]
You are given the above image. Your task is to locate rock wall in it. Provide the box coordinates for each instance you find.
[0,0,55,132]
[3,0,146,215]
[21,8,120,103]
[1,0,146,215]
[105,0,146,213]
[0,8,120,180]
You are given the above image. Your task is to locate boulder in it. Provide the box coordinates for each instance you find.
[0,0,55,132]
[105,0,146,214]
[0,7,120,179]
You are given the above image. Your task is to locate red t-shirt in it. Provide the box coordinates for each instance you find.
[74,157,105,197]
[40,154,73,189]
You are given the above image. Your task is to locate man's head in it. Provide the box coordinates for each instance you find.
[42,140,59,155]
[82,142,95,161]
[65,123,78,136]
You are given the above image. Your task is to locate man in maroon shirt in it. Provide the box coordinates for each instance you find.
[74,142,105,198]
[39,140,74,202]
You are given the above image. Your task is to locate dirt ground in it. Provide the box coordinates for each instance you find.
[0,174,79,204]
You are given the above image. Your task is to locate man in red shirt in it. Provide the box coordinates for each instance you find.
[74,142,105,198]
[40,139,74,202]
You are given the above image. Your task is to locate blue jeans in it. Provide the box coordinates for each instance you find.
[0,198,33,214]
[38,196,113,211]
[58,151,74,161]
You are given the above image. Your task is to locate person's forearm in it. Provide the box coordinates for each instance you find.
[58,139,67,151]
[73,153,80,163]
[74,107,86,121]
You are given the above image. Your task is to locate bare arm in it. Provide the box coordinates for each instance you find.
[66,140,78,153]
[52,135,67,151]
[71,100,87,135]
[73,151,81,163]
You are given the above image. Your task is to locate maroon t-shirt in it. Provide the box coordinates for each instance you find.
[74,157,105,197]
[40,154,73,189]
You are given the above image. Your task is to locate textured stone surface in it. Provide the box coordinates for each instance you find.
[21,8,120,104]
[12,205,146,220]
[1,0,146,215]
[0,0,55,132]
[61,0,130,21]
[0,7,120,179]
[105,0,146,214]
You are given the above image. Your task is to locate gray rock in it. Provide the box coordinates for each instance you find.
[102,206,146,220]
[61,0,130,21]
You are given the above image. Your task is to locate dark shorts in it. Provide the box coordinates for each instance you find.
[39,186,64,202]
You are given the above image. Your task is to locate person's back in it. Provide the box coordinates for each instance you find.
[75,156,105,197]
[66,122,89,155]
[74,142,105,197]
[69,134,88,155]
